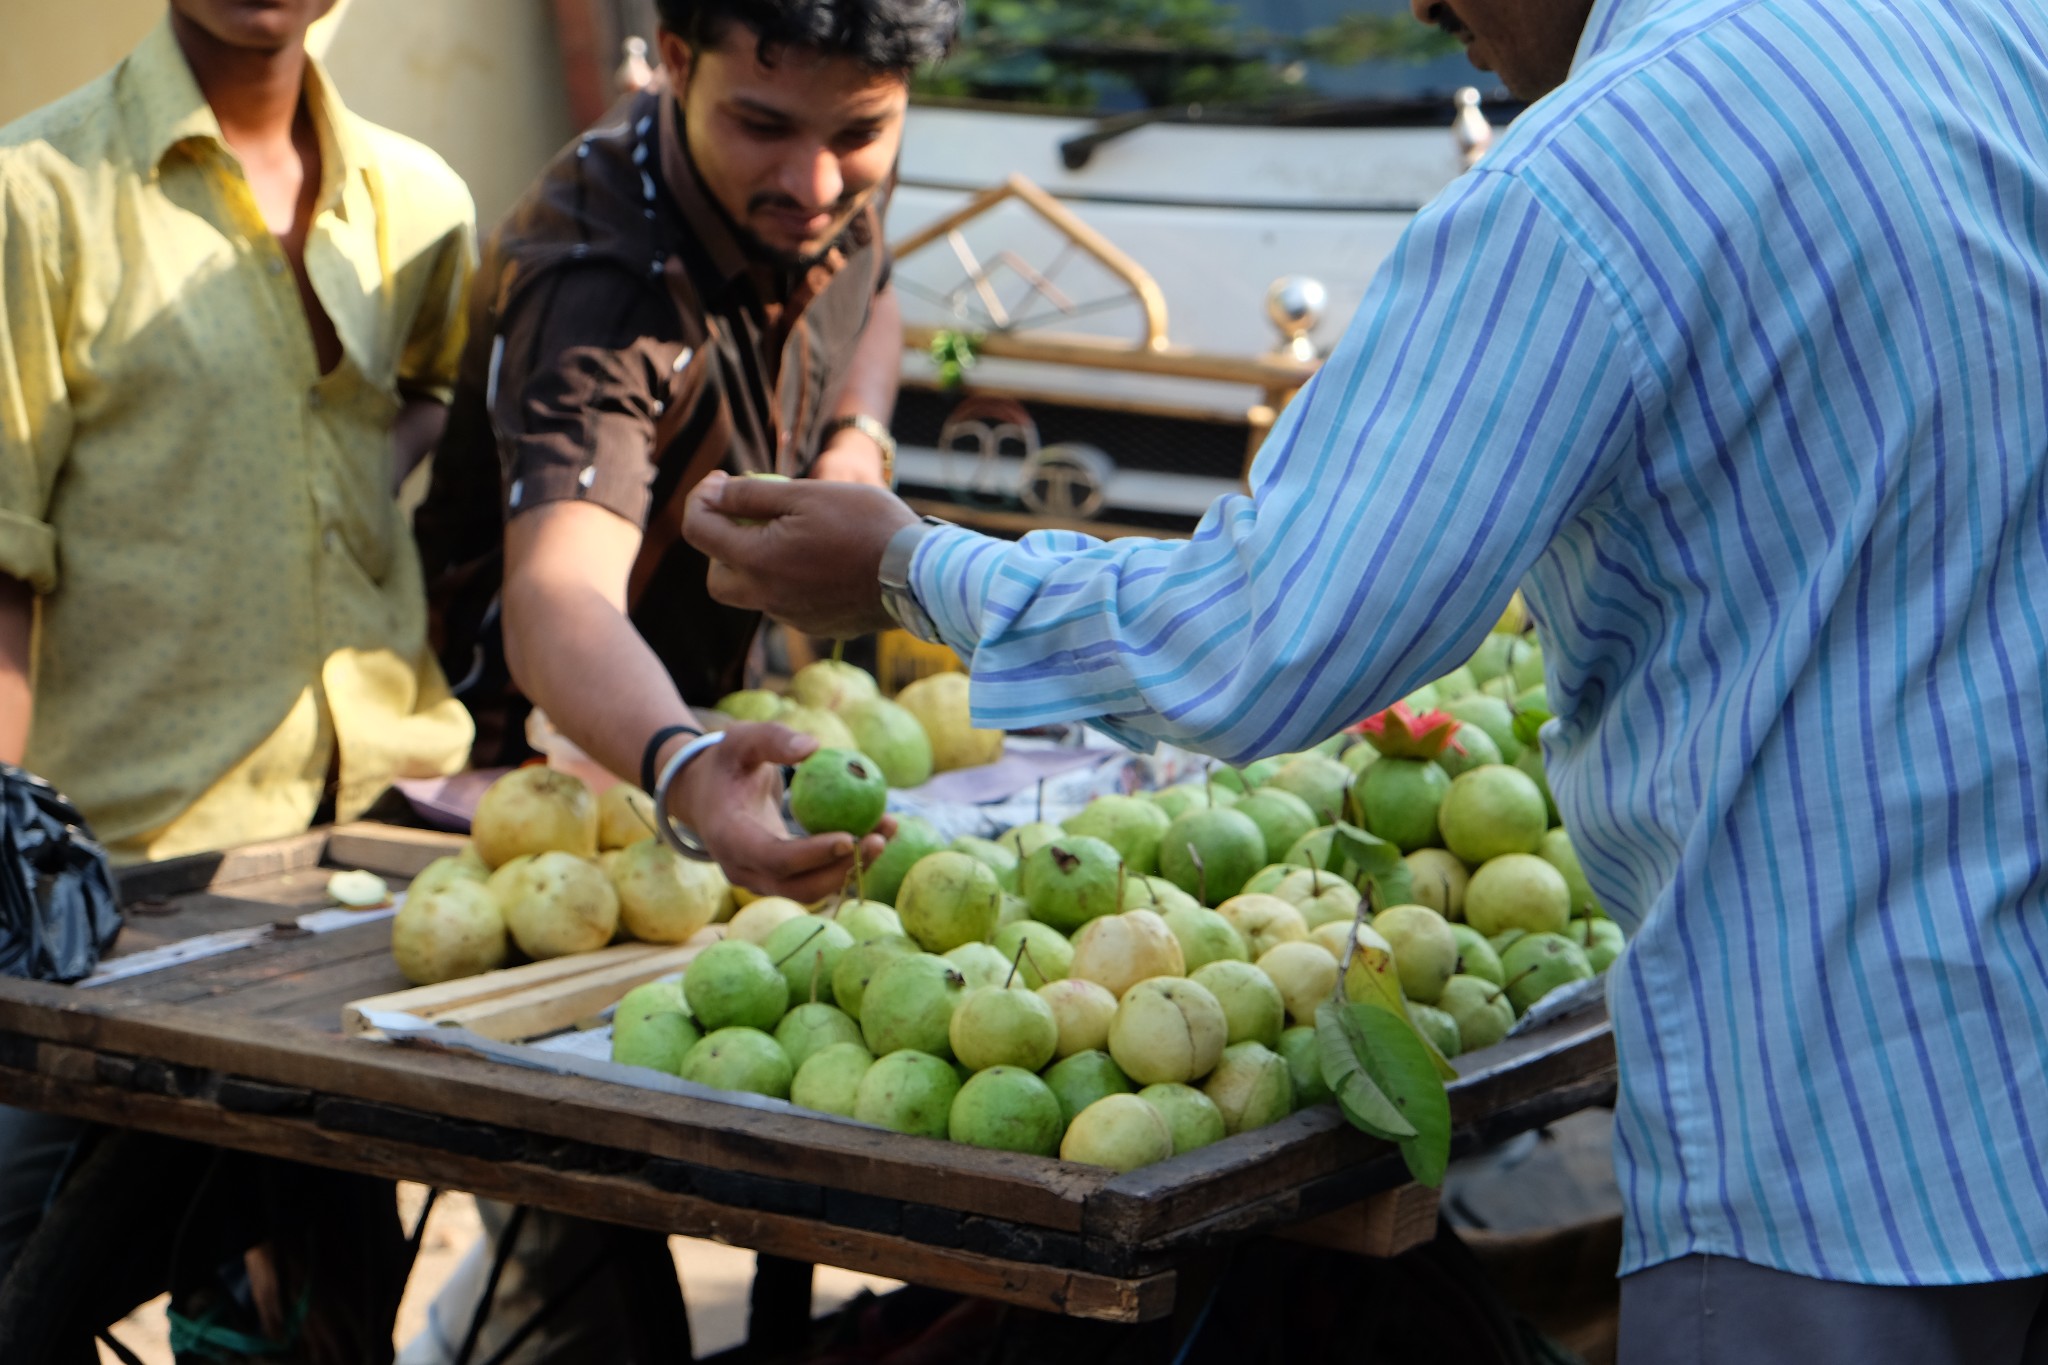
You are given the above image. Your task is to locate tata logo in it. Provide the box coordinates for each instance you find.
[937,396,1115,521]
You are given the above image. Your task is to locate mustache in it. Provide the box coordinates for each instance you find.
[746,190,862,221]
[1423,3,1472,39]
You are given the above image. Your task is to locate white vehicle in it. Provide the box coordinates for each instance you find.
[880,0,1509,534]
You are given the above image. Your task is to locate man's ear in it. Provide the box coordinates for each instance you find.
[656,28,694,88]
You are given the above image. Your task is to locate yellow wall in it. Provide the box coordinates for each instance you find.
[0,0,573,224]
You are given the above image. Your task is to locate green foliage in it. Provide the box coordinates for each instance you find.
[929,329,982,389]
[1319,1001,1453,1186]
[916,0,1459,111]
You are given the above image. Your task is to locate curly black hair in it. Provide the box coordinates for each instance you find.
[655,0,961,74]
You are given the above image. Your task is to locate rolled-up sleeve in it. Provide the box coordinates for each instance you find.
[489,268,688,529]
[910,169,1645,762]
[0,164,69,593]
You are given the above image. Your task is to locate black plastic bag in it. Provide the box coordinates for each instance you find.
[0,765,121,983]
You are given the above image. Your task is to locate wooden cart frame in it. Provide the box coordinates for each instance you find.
[0,826,1615,1326]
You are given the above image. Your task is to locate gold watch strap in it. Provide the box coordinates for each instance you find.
[825,413,897,487]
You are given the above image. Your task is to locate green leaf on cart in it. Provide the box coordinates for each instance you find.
[1331,1001,1453,1188]
[1315,1000,1415,1141]
[1337,923,1460,1083]
[1512,705,1553,751]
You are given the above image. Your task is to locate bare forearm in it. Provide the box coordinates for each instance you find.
[0,575,33,766]
[501,575,701,792]
[391,396,449,492]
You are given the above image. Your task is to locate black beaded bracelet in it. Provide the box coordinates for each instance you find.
[640,723,704,797]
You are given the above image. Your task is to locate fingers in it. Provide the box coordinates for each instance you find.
[703,557,760,612]
[683,472,760,568]
[707,473,803,522]
[722,827,864,903]
[716,720,819,769]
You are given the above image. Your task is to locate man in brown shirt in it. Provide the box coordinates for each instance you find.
[416,0,957,904]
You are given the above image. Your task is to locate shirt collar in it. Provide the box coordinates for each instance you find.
[120,13,364,210]
[1572,0,1683,72]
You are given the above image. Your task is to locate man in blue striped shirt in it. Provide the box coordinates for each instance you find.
[687,0,2048,1353]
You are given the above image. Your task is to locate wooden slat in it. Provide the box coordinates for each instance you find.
[0,1061,1174,1323]
[325,823,469,880]
[0,980,1111,1230]
[343,942,673,1034]
[1278,1184,1440,1259]
[428,937,718,1041]
[114,831,331,902]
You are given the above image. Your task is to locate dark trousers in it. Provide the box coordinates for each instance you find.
[1620,1254,2048,1364]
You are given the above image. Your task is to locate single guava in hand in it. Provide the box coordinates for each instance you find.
[1138,1082,1228,1154]
[854,1049,962,1137]
[1159,808,1268,905]
[896,850,1003,953]
[1020,837,1124,933]
[1201,1041,1294,1135]
[1438,974,1514,1052]
[683,939,790,1032]
[1061,1093,1175,1171]
[1276,1026,1332,1106]
[859,817,947,905]
[858,953,966,1059]
[763,915,855,1007]
[829,933,918,1020]
[1067,909,1185,999]
[679,1027,793,1099]
[1108,977,1228,1085]
[1190,960,1286,1048]
[1037,979,1119,1059]
[472,766,599,868]
[1258,940,1339,1025]
[1041,1049,1133,1126]
[391,880,507,985]
[1062,795,1173,877]
[1437,764,1549,864]
[843,696,935,789]
[1463,854,1572,938]
[789,747,889,838]
[949,1066,1065,1154]
[774,1002,865,1071]
[950,985,1060,1072]
[1372,903,1459,1005]
[610,838,727,943]
[498,850,619,959]
[790,1041,874,1116]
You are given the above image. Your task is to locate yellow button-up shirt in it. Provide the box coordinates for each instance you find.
[0,20,475,862]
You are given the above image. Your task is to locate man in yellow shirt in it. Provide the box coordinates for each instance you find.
[0,1,474,1355]
[0,0,474,864]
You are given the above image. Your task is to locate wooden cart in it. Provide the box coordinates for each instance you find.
[0,824,1615,1333]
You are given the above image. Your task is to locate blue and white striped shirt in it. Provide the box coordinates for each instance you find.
[910,0,2048,1286]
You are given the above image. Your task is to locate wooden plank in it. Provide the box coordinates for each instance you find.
[113,831,331,902]
[1278,1184,1440,1259]
[0,1062,1173,1323]
[113,920,396,1008]
[0,980,1111,1230]
[325,823,469,880]
[342,942,674,1034]
[428,937,717,1041]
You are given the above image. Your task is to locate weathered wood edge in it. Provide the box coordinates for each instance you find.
[0,1056,1174,1323]
[0,980,1109,1231]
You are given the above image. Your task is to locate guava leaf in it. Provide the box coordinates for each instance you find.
[1315,1000,1416,1140]
[1339,1002,1453,1187]
[1340,933,1460,1083]
[1332,822,1413,908]
[1512,706,1552,750]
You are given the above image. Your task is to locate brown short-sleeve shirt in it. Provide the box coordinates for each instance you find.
[415,82,890,762]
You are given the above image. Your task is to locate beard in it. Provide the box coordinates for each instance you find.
[738,191,869,269]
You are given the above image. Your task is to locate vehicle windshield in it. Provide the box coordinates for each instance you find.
[916,0,1482,116]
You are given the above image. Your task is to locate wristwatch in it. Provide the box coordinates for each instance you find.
[879,516,948,643]
[824,413,897,487]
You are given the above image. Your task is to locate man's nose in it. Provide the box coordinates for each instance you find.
[1410,0,1437,25]
[781,147,843,212]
